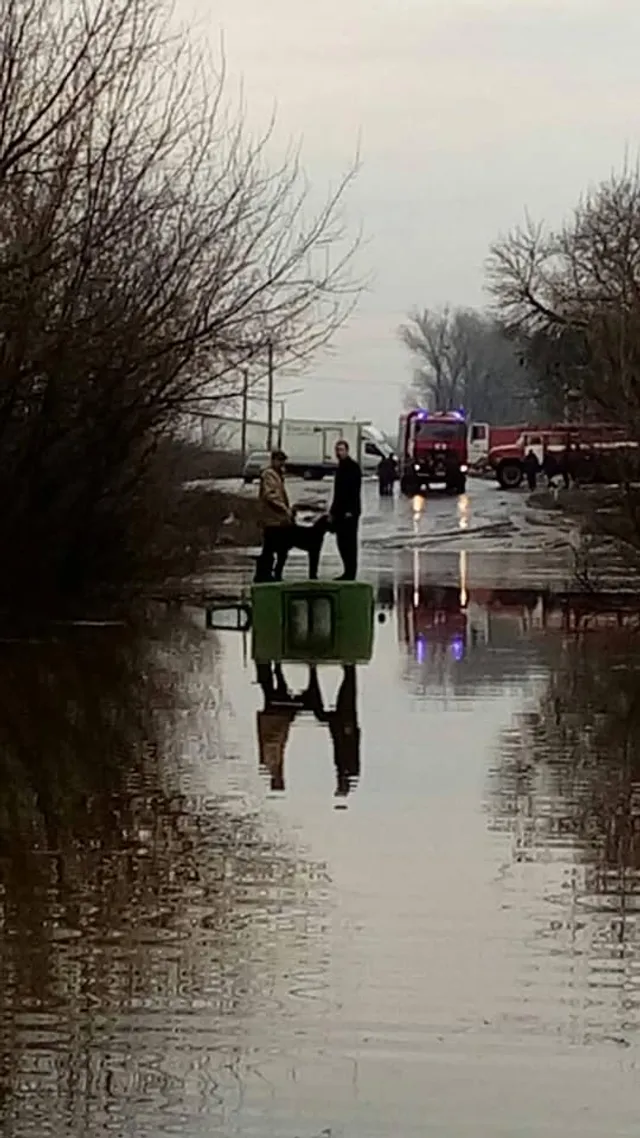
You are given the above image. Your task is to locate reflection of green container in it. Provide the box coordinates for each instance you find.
[251,581,374,663]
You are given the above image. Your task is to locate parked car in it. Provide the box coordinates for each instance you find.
[242,450,270,484]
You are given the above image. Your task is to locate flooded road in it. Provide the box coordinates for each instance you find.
[210,475,579,593]
[2,482,640,1137]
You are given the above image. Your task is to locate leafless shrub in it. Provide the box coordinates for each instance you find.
[0,0,360,608]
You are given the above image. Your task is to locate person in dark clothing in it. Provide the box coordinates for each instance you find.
[542,450,558,486]
[523,448,539,492]
[377,454,395,496]
[328,439,362,580]
[559,439,573,490]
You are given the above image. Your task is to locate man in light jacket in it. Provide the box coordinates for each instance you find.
[254,449,294,581]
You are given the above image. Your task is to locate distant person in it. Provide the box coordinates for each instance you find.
[559,438,573,490]
[254,449,294,582]
[542,449,558,487]
[377,454,395,497]
[523,448,539,492]
[328,439,362,580]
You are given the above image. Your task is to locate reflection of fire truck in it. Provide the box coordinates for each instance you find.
[397,583,467,662]
[486,423,637,490]
[397,409,468,496]
[465,588,640,635]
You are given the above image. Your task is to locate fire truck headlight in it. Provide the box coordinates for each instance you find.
[460,464,468,473]
[414,463,420,471]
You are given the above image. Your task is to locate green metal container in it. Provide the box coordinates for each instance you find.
[251,580,374,663]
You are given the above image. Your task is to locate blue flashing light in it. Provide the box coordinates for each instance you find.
[416,635,426,663]
[451,636,464,661]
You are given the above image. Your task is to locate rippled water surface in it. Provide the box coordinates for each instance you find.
[2,485,640,1137]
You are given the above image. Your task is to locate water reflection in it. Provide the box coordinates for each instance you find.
[489,630,640,1044]
[395,561,640,702]
[4,582,640,1136]
[256,661,360,802]
[0,619,320,1138]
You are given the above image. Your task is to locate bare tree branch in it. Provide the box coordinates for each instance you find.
[0,0,363,604]
[399,306,536,422]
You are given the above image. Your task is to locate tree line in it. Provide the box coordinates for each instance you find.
[401,168,640,428]
[401,166,640,568]
[399,307,538,424]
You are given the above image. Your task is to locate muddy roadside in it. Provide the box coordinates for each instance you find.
[527,483,640,591]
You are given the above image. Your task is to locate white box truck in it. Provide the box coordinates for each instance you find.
[277,419,393,479]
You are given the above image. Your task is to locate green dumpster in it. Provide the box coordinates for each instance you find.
[251,580,374,663]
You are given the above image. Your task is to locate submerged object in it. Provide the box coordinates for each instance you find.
[251,580,374,663]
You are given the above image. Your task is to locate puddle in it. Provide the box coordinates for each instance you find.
[1,484,640,1136]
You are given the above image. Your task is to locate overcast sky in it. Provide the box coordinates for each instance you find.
[194,0,640,431]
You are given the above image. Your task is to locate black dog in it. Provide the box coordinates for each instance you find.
[274,515,329,581]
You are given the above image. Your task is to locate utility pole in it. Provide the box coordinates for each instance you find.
[240,368,249,465]
[267,339,274,451]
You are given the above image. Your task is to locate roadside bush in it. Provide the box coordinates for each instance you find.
[0,0,358,610]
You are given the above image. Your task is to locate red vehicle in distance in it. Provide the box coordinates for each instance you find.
[397,409,468,496]
[486,422,637,489]
[467,422,530,472]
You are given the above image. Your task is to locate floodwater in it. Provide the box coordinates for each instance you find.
[2,482,640,1137]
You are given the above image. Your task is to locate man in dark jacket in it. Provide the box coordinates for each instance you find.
[523,447,539,492]
[329,439,362,580]
[377,454,396,496]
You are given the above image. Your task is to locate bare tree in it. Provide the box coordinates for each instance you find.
[399,306,535,421]
[486,173,640,425]
[487,169,640,570]
[0,0,361,606]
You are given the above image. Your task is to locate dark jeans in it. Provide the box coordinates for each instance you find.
[255,525,292,582]
[334,516,359,580]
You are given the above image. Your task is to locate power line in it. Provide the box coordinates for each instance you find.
[283,376,406,388]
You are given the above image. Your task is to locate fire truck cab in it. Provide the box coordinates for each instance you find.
[397,409,468,496]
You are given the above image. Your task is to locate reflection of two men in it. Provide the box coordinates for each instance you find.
[256,662,360,799]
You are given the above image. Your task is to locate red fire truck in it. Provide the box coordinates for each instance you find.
[397,409,468,496]
[487,422,638,489]
[467,422,531,471]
